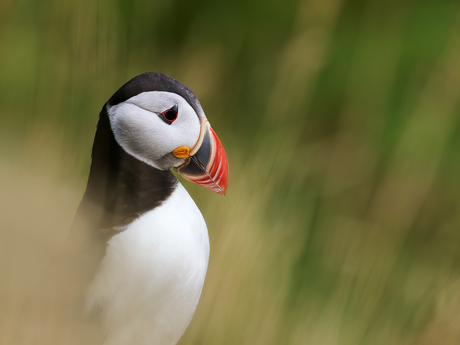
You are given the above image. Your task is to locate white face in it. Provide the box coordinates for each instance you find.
[107,91,202,170]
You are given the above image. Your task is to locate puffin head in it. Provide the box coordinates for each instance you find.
[105,72,228,195]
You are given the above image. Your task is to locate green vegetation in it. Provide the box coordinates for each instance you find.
[1,0,460,344]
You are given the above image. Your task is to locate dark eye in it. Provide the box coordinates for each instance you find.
[160,105,178,124]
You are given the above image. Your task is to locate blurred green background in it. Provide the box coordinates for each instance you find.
[1,0,460,344]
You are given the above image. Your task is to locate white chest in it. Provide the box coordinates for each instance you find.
[85,184,210,345]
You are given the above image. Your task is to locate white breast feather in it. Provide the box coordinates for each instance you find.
[85,184,210,345]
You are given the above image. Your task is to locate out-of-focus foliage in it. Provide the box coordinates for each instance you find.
[1,0,460,344]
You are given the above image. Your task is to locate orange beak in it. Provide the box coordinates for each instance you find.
[175,119,228,195]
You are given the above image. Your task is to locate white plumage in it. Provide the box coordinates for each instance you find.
[86,184,209,345]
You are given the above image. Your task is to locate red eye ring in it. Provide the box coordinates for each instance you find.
[161,105,178,124]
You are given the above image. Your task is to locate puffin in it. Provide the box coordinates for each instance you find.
[17,72,228,345]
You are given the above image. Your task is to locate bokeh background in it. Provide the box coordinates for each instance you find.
[2,0,460,344]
